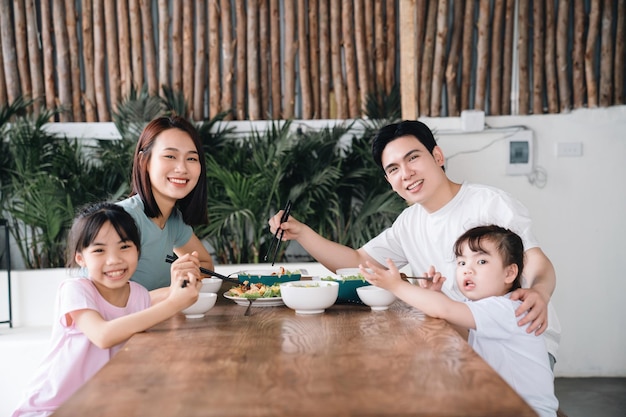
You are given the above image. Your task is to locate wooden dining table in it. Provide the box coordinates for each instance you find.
[52,282,537,417]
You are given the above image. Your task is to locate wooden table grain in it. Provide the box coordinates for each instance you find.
[52,284,536,417]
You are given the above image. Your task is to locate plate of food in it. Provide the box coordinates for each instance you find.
[237,267,301,286]
[224,282,284,307]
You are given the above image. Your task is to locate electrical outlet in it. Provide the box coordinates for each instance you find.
[556,142,583,157]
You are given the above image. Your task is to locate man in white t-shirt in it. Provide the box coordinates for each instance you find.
[269,120,560,365]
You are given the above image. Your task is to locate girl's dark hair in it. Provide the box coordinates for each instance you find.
[130,115,208,226]
[453,225,524,292]
[371,120,444,173]
[66,202,141,268]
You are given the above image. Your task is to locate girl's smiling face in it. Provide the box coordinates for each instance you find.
[147,128,201,208]
[455,238,518,301]
[75,221,139,292]
[380,135,447,211]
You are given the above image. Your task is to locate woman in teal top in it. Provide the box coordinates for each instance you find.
[118,116,214,302]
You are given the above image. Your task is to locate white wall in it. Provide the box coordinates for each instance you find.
[423,106,626,377]
[1,107,625,379]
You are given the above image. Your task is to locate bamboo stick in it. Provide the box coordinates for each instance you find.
[518,0,530,114]
[599,0,613,107]
[502,0,515,114]
[474,0,489,111]
[585,0,600,107]
[419,1,436,116]
[399,0,416,120]
[171,0,183,94]
[385,0,396,93]
[25,0,43,114]
[446,0,464,117]
[364,0,374,94]
[129,0,144,91]
[247,0,260,119]
[298,0,313,119]
[489,0,504,115]
[532,0,544,114]
[13,1,32,104]
[342,0,359,117]
[309,0,320,118]
[221,0,234,118]
[615,0,625,104]
[40,0,56,115]
[330,0,346,118]
[414,0,427,117]
[460,0,475,111]
[93,0,110,121]
[430,0,448,116]
[354,0,369,115]
[53,0,72,121]
[193,0,206,120]
[0,41,5,106]
[319,0,330,118]
[104,0,120,113]
[65,0,83,120]
[183,1,194,113]
[117,0,133,100]
[572,0,585,108]
[259,0,269,117]
[235,0,247,119]
[158,0,170,97]
[209,0,221,118]
[283,0,295,119]
[556,0,571,112]
[270,0,281,119]
[374,0,385,96]
[141,0,158,96]
[81,0,96,121]
[544,0,558,113]
[0,0,19,104]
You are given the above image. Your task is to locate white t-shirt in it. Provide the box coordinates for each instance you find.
[362,182,561,358]
[467,295,559,417]
[12,278,151,417]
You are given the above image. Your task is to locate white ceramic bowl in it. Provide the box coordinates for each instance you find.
[200,277,222,293]
[356,286,397,311]
[280,281,339,314]
[181,292,218,318]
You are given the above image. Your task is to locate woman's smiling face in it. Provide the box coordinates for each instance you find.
[147,128,201,207]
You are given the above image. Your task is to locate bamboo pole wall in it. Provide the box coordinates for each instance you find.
[0,0,624,122]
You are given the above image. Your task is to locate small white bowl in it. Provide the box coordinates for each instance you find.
[280,281,339,314]
[200,277,222,293]
[356,286,397,311]
[181,292,218,318]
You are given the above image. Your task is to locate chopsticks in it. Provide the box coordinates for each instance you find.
[164,255,240,285]
[264,200,292,266]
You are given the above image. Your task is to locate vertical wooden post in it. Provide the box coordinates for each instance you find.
[342,0,359,117]
[384,0,396,94]
[319,0,330,119]
[118,0,133,99]
[221,0,234,118]
[259,0,270,117]
[247,0,259,119]
[141,0,158,96]
[556,0,571,112]
[158,0,170,97]
[518,0,530,115]
[298,0,313,119]
[572,0,585,108]
[81,0,96,121]
[490,0,504,115]
[502,0,515,114]
[354,0,369,115]
[460,0,475,111]
[0,0,20,104]
[129,0,144,91]
[615,0,625,104]
[599,0,613,107]
[193,0,206,120]
[104,0,120,113]
[93,0,110,120]
[13,1,32,105]
[545,0,559,113]
[446,0,464,117]
[53,0,72,121]
[208,0,221,118]
[270,0,281,119]
[430,0,448,116]
[309,0,320,118]
[585,0,600,107]
[399,0,417,120]
[183,1,194,113]
[532,0,544,114]
[330,0,346,118]
[171,0,183,94]
[419,1,436,116]
[235,0,247,120]
[25,0,43,115]
[283,0,295,119]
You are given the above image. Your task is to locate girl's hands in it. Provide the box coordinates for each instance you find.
[358,259,404,292]
[418,265,446,292]
[168,251,201,310]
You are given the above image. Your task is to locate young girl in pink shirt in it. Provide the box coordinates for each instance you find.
[12,202,201,417]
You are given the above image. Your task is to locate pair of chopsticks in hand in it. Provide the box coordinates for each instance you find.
[264,200,292,266]
[164,254,239,287]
